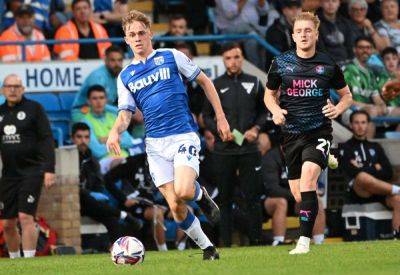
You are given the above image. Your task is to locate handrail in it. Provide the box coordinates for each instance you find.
[0,34,281,61]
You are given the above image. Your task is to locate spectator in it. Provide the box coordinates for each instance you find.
[343,36,387,138]
[318,0,354,63]
[0,74,55,259]
[265,0,302,68]
[183,0,213,34]
[74,85,136,173]
[215,0,271,69]
[153,15,198,56]
[374,0,400,53]
[378,47,400,123]
[0,4,50,62]
[203,43,267,246]
[71,123,142,245]
[104,154,168,251]
[2,0,22,31]
[91,0,128,38]
[54,0,110,61]
[259,142,325,246]
[2,0,66,37]
[348,0,389,52]
[73,45,123,109]
[339,110,400,238]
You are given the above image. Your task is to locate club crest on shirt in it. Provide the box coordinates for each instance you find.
[241,82,254,94]
[154,56,164,66]
[316,65,325,75]
[369,149,376,157]
[0,116,3,122]
[17,111,26,120]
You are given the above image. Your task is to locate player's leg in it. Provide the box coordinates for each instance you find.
[289,161,321,255]
[18,212,39,258]
[0,178,21,258]
[2,218,20,258]
[264,197,288,246]
[385,195,400,237]
[18,176,46,257]
[158,182,218,260]
[143,206,167,251]
[312,198,326,245]
[174,139,220,224]
[353,172,398,197]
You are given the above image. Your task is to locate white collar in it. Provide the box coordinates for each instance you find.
[131,50,157,65]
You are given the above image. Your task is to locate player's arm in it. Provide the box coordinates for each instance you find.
[108,110,132,155]
[107,75,136,155]
[264,59,286,125]
[196,72,231,141]
[323,86,353,119]
[323,65,353,119]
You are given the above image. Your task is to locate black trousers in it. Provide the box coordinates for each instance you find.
[80,190,122,243]
[213,152,263,246]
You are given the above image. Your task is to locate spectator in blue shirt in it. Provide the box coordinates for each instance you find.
[73,45,123,108]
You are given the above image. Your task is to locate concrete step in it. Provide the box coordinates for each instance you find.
[128,0,153,13]
[196,42,211,56]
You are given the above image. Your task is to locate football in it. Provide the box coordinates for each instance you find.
[111,236,145,265]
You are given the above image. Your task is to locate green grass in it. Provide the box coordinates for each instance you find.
[1,241,399,275]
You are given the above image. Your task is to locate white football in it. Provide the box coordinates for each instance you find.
[111,236,145,265]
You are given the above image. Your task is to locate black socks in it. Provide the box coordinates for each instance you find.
[299,191,319,238]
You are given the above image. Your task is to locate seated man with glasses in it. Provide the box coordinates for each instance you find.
[343,36,388,138]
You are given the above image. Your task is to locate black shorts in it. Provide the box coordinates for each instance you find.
[282,127,332,180]
[0,176,43,219]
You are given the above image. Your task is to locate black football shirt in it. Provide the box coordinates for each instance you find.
[266,50,346,134]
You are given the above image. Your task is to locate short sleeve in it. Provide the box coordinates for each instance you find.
[266,59,282,90]
[330,64,347,90]
[117,74,136,113]
[171,49,201,81]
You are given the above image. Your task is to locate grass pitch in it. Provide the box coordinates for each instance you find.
[1,240,399,275]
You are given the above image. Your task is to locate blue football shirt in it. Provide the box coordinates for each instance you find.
[118,49,201,138]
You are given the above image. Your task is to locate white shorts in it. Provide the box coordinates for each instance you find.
[145,132,201,187]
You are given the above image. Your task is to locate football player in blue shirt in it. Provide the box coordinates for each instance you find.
[107,10,230,260]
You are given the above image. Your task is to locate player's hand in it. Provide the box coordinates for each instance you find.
[44,172,55,189]
[124,199,139,208]
[322,99,339,119]
[244,126,259,143]
[272,109,287,125]
[107,130,121,156]
[216,115,232,142]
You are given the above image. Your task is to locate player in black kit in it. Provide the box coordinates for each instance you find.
[264,12,353,254]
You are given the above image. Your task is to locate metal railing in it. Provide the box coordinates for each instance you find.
[1,34,399,124]
[0,34,281,61]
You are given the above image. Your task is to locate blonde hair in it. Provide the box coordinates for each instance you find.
[122,10,151,33]
[294,12,320,30]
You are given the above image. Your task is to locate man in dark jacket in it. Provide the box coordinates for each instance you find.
[71,122,142,245]
[203,42,267,246]
[318,0,354,63]
[339,110,400,237]
[0,74,55,259]
[265,0,302,68]
[153,14,197,56]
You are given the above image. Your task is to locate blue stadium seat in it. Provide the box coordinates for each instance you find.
[24,93,61,112]
[385,131,400,139]
[52,121,70,145]
[58,92,77,111]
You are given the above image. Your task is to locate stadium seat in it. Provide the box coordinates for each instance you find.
[24,93,61,112]
[385,131,400,139]
[58,92,77,111]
